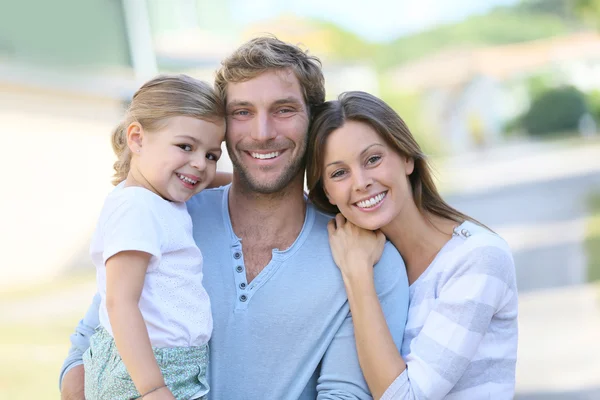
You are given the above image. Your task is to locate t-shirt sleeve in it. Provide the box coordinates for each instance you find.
[99,191,163,265]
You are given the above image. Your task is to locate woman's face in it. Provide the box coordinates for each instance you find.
[322,120,414,230]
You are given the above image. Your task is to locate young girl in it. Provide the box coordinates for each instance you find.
[83,74,226,400]
[306,91,518,399]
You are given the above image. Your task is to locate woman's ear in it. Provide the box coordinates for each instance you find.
[127,122,144,154]
[405,156,415,176]
[324,186,336,206]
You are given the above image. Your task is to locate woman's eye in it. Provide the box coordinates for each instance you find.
[331,170,345,178]
[367,155,381,165]
[178,144,192,151]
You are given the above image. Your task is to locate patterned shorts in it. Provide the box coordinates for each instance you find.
[83,327,209,400]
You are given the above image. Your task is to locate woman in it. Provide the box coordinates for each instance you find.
[306,91,518,399]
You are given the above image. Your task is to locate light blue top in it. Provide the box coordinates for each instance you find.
[60,185,410,399]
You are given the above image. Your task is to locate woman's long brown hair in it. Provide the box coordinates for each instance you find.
[306,91,487,230]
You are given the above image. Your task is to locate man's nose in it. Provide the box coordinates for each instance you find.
[250,113,276,141]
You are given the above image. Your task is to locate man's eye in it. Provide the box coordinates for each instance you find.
[233,110,250,116]
[177,144,192,151]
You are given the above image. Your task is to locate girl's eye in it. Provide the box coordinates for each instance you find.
[206,153,220,161]
[367,155,381,165]
[178,144,192,152]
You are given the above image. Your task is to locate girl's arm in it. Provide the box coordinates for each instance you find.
[105,250,175,400]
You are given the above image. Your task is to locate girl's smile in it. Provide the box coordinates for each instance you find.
[127,116,225,203]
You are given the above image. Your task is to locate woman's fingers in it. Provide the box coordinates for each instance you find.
[335,213,346,229]
[327,219,336,236]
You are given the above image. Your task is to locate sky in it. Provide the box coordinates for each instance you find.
[230,0,521,42]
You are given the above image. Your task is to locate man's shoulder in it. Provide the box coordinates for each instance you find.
[377,241,405,273]
[308,203,334,230]
[187,186,227,211]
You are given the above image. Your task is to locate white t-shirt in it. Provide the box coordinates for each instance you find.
[90,184,212,348]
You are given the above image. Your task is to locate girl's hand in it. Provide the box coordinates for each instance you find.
[327,214,386,280]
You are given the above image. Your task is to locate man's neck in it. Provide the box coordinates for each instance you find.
[227,175,307,246]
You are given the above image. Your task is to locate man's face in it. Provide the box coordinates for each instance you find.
[225,69,310,194]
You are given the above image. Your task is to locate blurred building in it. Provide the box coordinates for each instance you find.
[388,32,600,151]
[0,0,235,287]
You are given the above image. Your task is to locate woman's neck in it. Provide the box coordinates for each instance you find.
[381,205,458,285]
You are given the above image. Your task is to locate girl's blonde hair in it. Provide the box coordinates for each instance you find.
[111,74,225,185]
[307,91,488,229]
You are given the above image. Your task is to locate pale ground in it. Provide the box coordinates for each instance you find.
[1,95,600,398]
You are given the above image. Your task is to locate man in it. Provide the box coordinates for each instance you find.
[60,36,409,399]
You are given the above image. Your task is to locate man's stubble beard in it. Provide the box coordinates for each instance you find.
[226,136,307,195]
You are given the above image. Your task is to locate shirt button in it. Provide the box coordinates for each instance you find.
[234,252,241,259]
[239,294,247,302]
[239,282,246,289]
[235,266,243,273]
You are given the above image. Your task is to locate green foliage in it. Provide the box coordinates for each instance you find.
[515,0,576,20]
[305,1,589,70]
[311,20,379,62]
[374,10,570,70]
[526,73,557,101]
[574,0,600,29]
[586,90,600,120]
[522,86,588,135]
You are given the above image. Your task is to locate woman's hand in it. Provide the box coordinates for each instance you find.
[327,214,386,280]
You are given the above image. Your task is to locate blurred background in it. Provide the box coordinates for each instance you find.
[1,0,599,398]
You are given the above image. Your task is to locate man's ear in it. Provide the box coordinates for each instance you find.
[127,122,144,154]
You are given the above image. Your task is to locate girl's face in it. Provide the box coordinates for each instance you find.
[129,116,225,202]
[322,120,414,231]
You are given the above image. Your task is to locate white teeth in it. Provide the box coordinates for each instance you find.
[251,151,280,159]
[356,192,386,209]
[177,174,197,185]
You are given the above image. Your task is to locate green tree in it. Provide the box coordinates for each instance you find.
[574,0,600,29]
[522,86,588,135]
